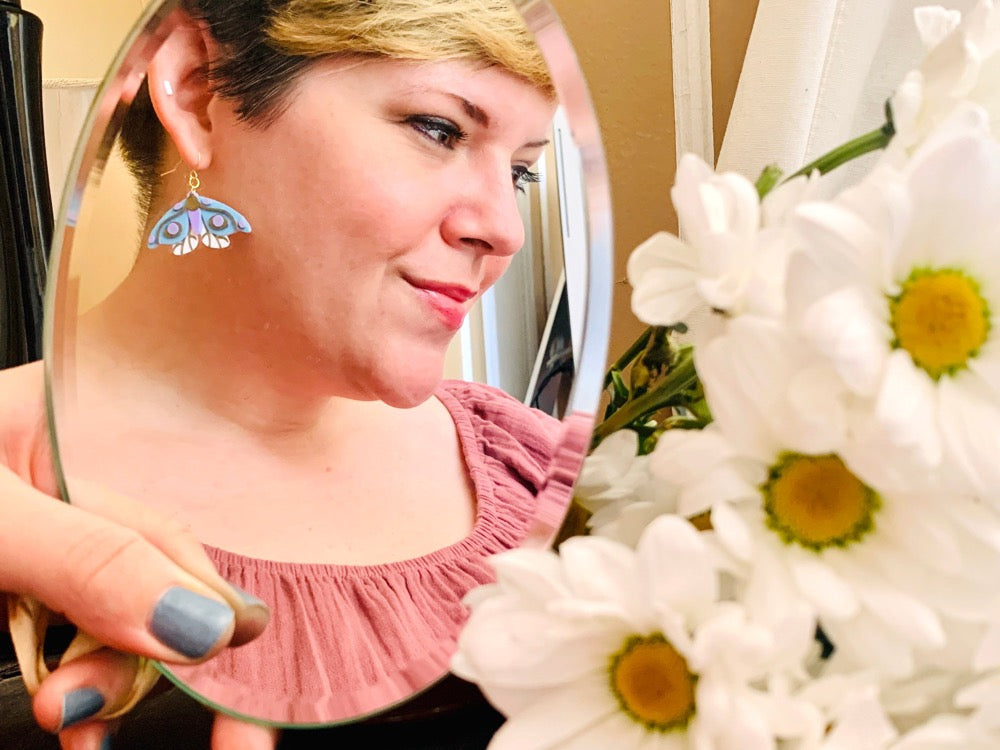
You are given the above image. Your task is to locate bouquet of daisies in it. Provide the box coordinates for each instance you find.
[452,4,1000,748]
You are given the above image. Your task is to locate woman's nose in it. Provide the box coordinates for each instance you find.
[440,165,526,257]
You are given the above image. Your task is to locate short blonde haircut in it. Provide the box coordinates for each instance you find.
[268,0,555,99]
[120,0,554,202]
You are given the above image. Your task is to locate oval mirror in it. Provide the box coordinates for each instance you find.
[44,0,611,728]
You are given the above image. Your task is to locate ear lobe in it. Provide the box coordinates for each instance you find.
[147,11,218,170]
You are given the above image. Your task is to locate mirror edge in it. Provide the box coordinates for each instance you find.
[515,0,613,550]
[42,0,181,505]
[39,0,614,728]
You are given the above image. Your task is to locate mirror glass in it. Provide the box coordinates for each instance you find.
[44,0,611,728]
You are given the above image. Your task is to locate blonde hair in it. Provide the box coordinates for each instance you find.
[120,0,553,201]
[268,0,554,98]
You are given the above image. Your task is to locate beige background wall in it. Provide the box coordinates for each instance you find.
[25,0,153,80]
[549,0,759,358]
[25,0,760,366]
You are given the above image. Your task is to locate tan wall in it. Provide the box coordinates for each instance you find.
[24,0,153,80]
[549,0,759,362]
[547,0,674,358]
[712,1,760,163]
[25,0,151,312]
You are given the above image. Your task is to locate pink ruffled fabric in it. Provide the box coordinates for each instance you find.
[166,381,566,724]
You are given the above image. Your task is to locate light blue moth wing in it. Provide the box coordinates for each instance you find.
[190,192,252,250]
[147,191,252,255]
[147,195,198,256]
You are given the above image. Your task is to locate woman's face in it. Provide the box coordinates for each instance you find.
[204,57,556,407]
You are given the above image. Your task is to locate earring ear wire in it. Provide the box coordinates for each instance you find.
[159,158,183,178]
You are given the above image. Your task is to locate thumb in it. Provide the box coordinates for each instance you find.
[0,465,261,664]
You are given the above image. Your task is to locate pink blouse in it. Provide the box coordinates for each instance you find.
[165,380,568,724]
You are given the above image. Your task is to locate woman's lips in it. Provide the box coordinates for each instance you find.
[406,278,476,330]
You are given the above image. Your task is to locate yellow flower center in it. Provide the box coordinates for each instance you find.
[762,453,880,551]
[889,267,991,379]
[609,633,696,731]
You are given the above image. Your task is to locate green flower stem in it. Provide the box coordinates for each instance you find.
[592,346,698,447]
[787,122,894,181]
[755,165,783,199]
[603,327,652,390]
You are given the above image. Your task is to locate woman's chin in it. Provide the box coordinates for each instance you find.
[368,361,446,409]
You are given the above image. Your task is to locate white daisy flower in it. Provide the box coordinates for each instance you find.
[650,315,1000,678]
[889,712,1000,750]
[627,156,816,338]
[788,674,899,750]
[953,669,1000,726]
[891,1,1000,153]
[575,429,649,505]
[574,429,679,547]
[452,516,819,750]
[789,111,1000,496]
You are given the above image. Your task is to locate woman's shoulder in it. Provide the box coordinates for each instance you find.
[435,379,562,465]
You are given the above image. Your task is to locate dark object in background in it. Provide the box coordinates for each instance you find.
[528,281,574,419]
[0,0,51,368]
[1,627,504,750]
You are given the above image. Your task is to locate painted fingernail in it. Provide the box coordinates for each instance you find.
[231,584,268,610]
[59,687,105,730]
[227,584,271,648]
[100,731,113,750]
[150,587,235,659]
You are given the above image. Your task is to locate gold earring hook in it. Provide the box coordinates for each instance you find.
[160,152,203,179]
[159,158,184,178]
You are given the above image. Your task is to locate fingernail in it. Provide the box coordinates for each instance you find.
[59,687,105,730]
[231,584,268,610]
[150,586,235,658]
[228,584,271,648]
[100,731,113,750]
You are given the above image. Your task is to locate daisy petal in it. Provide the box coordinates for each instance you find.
[637,515,718,614]
[557,711,649,750]
[632,268,704,327]
[491,549,571,603]
[822,686,898,750]
[855,583,945,649]
[973,623,1000,672]
[559,536,644,620]
[914,6,963,49]
[788,555,860,619]
[487,673,616,750]
[876,349,942,466]
[711,501,753,561]
[938,375,1000,494]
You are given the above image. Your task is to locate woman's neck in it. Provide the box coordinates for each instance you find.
[73,254,406,451]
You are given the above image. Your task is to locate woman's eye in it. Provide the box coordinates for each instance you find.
[407,116,467,149]
[512,165,541,193]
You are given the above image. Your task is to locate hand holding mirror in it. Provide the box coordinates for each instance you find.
[39,0,612,730]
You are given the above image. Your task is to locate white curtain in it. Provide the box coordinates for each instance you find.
[716,0,978,183]
[41,79,98,208]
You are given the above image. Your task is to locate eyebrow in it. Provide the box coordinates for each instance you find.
[446,93,550,150]
[450,94,490,127]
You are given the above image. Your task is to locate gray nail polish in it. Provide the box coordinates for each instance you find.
[60,687,105,730]
[231,584,268,610]
[150,587,235,658]
[100,732,113,750]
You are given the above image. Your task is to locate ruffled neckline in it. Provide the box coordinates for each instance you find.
[202,382,497,578]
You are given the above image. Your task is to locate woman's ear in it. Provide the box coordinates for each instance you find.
[146,11,219,170]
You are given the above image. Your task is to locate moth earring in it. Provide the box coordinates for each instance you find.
[147,170,252,256]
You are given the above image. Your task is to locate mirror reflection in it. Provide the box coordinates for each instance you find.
[47,0,608,727]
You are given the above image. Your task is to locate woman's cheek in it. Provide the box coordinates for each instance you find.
[481,257,515,292]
